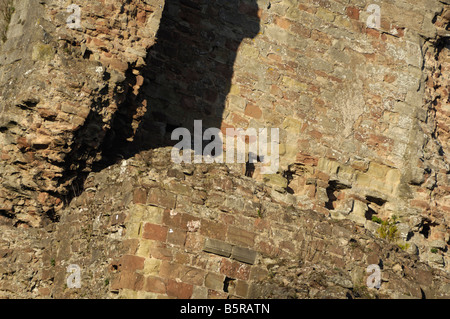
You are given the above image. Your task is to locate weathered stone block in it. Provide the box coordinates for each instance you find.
[166,279,193,299]
[203,238,232,257]
[200,219,227,241]
[220,258,251,281]
[227,226,256,248]
[205,272,225,290]
[167,228,187,246]
[147,188,176,209]
[142,223,168,242]
[144,276,167,294]
[119,255,145,272]
[231,246,257,265]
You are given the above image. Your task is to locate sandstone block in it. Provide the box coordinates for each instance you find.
[200,219,227,240]
[119,255,145,272]
[147,188,176,209]
[144,276,167,294]
[231,246,257,265]
[203,238,232,257]
[227,226,256,248]
[167,279,193,299]
[220,258,251,281]
[142,223,168,242]
[205,272,225,290]
[244,103,262,119]
[133,188,147,204]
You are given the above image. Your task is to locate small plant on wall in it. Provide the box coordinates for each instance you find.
[376,215,399,243]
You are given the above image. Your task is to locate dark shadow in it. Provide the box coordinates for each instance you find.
[98,0,261,166]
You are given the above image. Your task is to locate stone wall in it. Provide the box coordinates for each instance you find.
[0,0,450,299]
[3,147,450,299]
[0,0,162,227]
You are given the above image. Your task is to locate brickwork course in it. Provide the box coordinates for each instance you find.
[0,0,450,299]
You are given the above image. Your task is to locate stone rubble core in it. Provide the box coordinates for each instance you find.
[0,0,449,298]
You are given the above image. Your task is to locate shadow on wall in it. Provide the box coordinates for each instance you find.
[99,0,261,165]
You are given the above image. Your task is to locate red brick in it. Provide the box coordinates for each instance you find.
[256,240,280,258]
[274,16,291,29]
[159,261,184,279]
[167,227,187,246]
[144,276,167,294]
[173,251,191,264]
[160,262,204,287]
[147,188,176,209]
[384,74,397,83]
[296,152,318,166]
[150,242,173,260]
[267,53,282,63]
[38,287,51,297]
[133,188,147,204]
[185,232,204,253]
[308,129,323,139]
[167,280,193,299]
[221,122,236,137]
[181,266,205,286]
[220,258,251,281]
[231,112,249,127]
[163,210,184,229]
[110,271,144,291]
[311,30,332,45]
[253,218,271,232]
[244,103,262,119]
[270,84,283,97]
[119,255,145,272]
[346,6,360,20]
[200,219,227,240]
[366,28,380,38]
[291,23,311,38]
[227,226,256,247]
[143,223,168,241]
[163,211,201,232]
